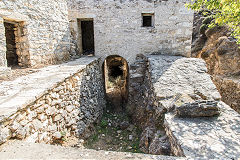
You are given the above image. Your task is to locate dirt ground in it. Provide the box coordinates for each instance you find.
[84,110,142,153]
[0,140,180,160]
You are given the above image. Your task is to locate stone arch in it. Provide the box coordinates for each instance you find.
[102,55,129,112]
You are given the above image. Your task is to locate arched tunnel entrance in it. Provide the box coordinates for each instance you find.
[84,55,144,153]
[103,55,129,112]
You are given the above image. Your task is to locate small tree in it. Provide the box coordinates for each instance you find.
[186,0,240,44]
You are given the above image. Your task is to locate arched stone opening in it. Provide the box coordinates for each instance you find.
[103,55,129,112]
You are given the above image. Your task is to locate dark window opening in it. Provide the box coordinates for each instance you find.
[4,22,19,67]
[142,14,154,27]
[81,20,95,55]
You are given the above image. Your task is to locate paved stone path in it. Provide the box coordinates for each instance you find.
[0,140,185,160]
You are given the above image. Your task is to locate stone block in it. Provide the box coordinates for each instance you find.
[175,100,220,118]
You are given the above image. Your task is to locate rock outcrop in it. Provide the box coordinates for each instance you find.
[191,12,240,113]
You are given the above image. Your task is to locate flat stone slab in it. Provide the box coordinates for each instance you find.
[147,55,240,159]
[0,57,98,121]
[165,102,240,159]
[0,140,185,160]
[148,55,221,104]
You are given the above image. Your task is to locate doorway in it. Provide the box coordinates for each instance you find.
[4,21,19,67]
[80,20,95,55]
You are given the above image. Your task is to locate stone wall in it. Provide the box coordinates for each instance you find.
[68,0,194,64]
[127,54,240,158]
[0,58,105,144]
[0,17,7,67]
[127,54,156,128]
[213,75,240,114]
[0,0,71,68]
[128,54,171,155]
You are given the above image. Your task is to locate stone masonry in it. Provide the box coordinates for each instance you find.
[0,0,71,68]
[68,0,194,64]
[128,54,240,159]
[0,57,105,144]
[149,55,240,159]
[0,1,240,159]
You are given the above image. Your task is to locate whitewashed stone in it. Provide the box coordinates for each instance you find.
[27,111,37,121]
[36,106,45,114]
[25,132,38,143]
[53,132,62,139]
[0,128,11,144]
[0,58,105,145]
[10,121,21,131]
[54,114,63,122]
[68,0,194,63]
[19,120,28,126]
[39,132,48,142]
[16,126,27,139]
[46,107,57,116]
[48,124,57,132]
[32,119,43,131]
[66,105,74,113]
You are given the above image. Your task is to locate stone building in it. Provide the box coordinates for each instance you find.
[0,0,71,72]
[68,0,194,64]
[0,0,193,76]
[1,1,240,159]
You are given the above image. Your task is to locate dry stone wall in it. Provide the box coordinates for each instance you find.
[0,58,105,144]
[0,0,71,68]
[128,54,171,155]
[68,0,194,64]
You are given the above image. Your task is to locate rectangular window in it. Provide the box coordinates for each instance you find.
[142,13,154,27]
